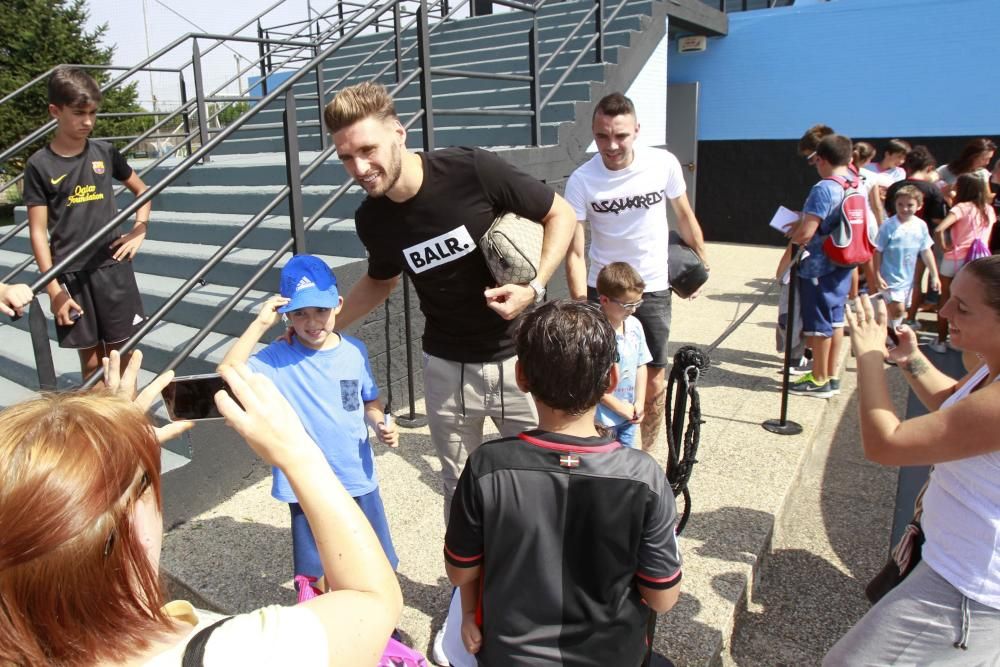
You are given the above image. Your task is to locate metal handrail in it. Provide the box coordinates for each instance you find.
[77,5,429,389]
[5,0,650,394]
[0,0,290,168]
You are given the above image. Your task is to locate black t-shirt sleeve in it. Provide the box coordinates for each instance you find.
[444,463,484,568]
[355,209,404,280]
[635,473,682,590]
[924,188,948,224]
[110,145,133,181]
[22,160,47,207]
[473,148,555,222]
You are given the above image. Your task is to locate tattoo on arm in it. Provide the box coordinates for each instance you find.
[900,355,930,377]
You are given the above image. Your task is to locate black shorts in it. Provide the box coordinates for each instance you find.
[56,261,145,349]
[587,286,672,368]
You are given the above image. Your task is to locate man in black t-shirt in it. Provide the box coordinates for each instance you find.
[324,82,577,521]
[883,146,949,321]
[444,300,682,666]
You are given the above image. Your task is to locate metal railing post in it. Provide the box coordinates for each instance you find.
[400,274,423,425]
[528,23,541,146]
[393,1,403,84]
[283,91,307,254]
[416,2,434,152]
[595,0,604,63]
[28,299,57,391]
[266,31,274,73]
[178,72,192,153]
[314,44,329,150]
[257,21,269,96]
[191,40,211,163]
[338,0,345,37]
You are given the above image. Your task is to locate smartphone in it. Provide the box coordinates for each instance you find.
[161,373,241,421]
[866,291,900,345]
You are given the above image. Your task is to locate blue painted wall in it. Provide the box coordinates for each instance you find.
[669,0,999,140]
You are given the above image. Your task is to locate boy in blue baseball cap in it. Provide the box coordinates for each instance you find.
[220,254,399,594]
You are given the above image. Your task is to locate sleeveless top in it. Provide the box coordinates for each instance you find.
[921,364,1000,609]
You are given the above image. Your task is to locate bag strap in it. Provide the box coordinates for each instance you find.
[824,173,860,190]
[181,616,234,667]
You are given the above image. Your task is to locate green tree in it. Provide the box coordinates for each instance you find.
[0,0,154,181]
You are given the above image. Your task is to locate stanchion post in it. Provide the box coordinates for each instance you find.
[763,245,804,435]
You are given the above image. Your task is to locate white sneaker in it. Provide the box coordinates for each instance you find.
[928,342,948,354]
[431,628,449,666]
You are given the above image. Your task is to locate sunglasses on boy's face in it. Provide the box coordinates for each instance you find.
[612,298,643,311]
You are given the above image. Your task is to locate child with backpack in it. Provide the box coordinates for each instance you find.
[931,174,996,352]
[787,134,874,398]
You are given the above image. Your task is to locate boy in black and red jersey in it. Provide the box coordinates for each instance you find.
[24,67,151,380]
[444,299,682,666]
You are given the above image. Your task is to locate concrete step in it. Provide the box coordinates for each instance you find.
[11,208,365,254]
[214,121,563,155]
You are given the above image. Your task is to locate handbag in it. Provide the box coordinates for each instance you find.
[668,231,709,299]
[478,212,543,286]
[864,520,925,604]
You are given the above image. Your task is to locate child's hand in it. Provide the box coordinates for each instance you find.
[51,289,83,326]
[0,283,32,317]
[256,295,290,329]
[877,276,888,292]
[461,612,482,655]
[629,403,644,424]
[376,415,399,447]
[928,276,941,293]
[110,224,147,261]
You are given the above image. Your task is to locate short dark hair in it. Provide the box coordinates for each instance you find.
[903,145,937,174]
[48,67,102,107]
[815,134,853,167]
[797,124,834,154]
[596,262,645,300]
[514,300,617,415]
[593,92,636,121]
[883,138,911,156]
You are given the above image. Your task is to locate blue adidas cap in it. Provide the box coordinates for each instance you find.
[277,254,340,313]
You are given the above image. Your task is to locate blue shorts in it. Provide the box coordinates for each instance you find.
[611,422,638,448]
[289,487,399,579]
[798,269,852,338]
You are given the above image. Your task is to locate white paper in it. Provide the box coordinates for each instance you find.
[769,206,800,233]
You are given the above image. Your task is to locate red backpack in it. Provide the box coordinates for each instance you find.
[821,174,876,268]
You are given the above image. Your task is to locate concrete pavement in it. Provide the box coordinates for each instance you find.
[159,241,904,665]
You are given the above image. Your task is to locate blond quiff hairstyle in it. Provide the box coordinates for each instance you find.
[324,81,398,133]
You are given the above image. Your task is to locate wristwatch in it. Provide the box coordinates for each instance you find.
[528,279,546,304]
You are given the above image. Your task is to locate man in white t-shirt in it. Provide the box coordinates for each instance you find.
[564,92,708,452]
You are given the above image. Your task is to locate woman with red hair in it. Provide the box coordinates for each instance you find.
[0,352,402,666]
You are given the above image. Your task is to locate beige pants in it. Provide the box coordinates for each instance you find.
[422,352,538,523]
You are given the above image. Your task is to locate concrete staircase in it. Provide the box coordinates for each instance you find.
[0,0,675,410]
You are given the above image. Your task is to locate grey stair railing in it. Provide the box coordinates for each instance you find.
[6,0,644,402]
